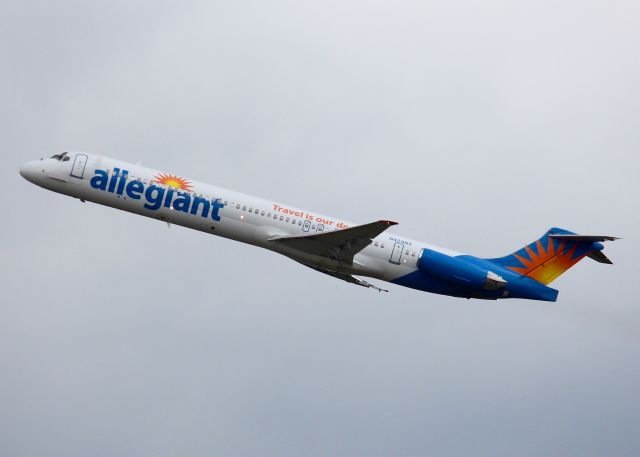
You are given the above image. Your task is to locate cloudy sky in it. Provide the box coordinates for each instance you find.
[2,0,639,455]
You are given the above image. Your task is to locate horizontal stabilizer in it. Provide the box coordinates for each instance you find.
[549,234,620,242]
[587,250,613,264]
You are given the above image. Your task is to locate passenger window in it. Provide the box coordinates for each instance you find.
[279,216,284,221]
[292,219,296,224]
[273,214,277,219]
[249,208,253,212]
[374,242,379,247]
[317,224,324,232]
[298,221,302,226]
[311,225,316,230]
[261,211,265,216]
[255,209,259,214]
[236,204,240,209]
[242,206,246,211]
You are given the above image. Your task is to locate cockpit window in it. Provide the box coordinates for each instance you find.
[50,152,70,161]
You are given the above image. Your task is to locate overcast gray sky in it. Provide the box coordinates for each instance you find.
[2,0,639,455]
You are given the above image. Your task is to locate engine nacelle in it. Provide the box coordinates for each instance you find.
[418,248,506,290]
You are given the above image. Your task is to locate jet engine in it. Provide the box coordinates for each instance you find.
[418,248,507,290]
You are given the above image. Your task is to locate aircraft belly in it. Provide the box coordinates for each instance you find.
[375,259,419,282]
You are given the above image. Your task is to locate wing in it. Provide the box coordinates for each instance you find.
[308,265,389,292]
[549,233,619,264]
[270,220,398,263]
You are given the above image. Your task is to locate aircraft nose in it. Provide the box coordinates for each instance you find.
[19,160,41,183]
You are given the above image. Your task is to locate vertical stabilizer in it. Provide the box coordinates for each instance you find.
[487,228,616,285]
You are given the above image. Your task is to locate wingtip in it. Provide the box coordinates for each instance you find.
[381,220,399,226]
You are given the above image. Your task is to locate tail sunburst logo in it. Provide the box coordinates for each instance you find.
[152,173,193,191]
[507,238,584,285]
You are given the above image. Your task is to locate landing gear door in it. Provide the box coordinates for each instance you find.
[70,154,88,179]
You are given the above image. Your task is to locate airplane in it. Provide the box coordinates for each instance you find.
[20,152,618,302]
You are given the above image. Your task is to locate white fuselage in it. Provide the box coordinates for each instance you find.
[20,153,459,286]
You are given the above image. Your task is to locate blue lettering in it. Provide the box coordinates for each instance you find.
[173,192,191,212]
[108,168,120,193]
[144,185,165,210]
[191,196,210,218]
[125,180,144,199]
[164,188,175,208]
[89,169,224,223]
[90,170,108,190]
[211,198,224,221]
[116,169,128,195]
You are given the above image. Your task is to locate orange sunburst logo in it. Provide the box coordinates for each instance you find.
[152,173,193,191]
[507,238,586,285]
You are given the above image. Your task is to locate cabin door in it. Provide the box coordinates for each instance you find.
[70,154,88,179]
[389,241,404,264]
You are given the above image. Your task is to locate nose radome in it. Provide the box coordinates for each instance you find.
[19,160,41,182]
[19,162,28,178]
